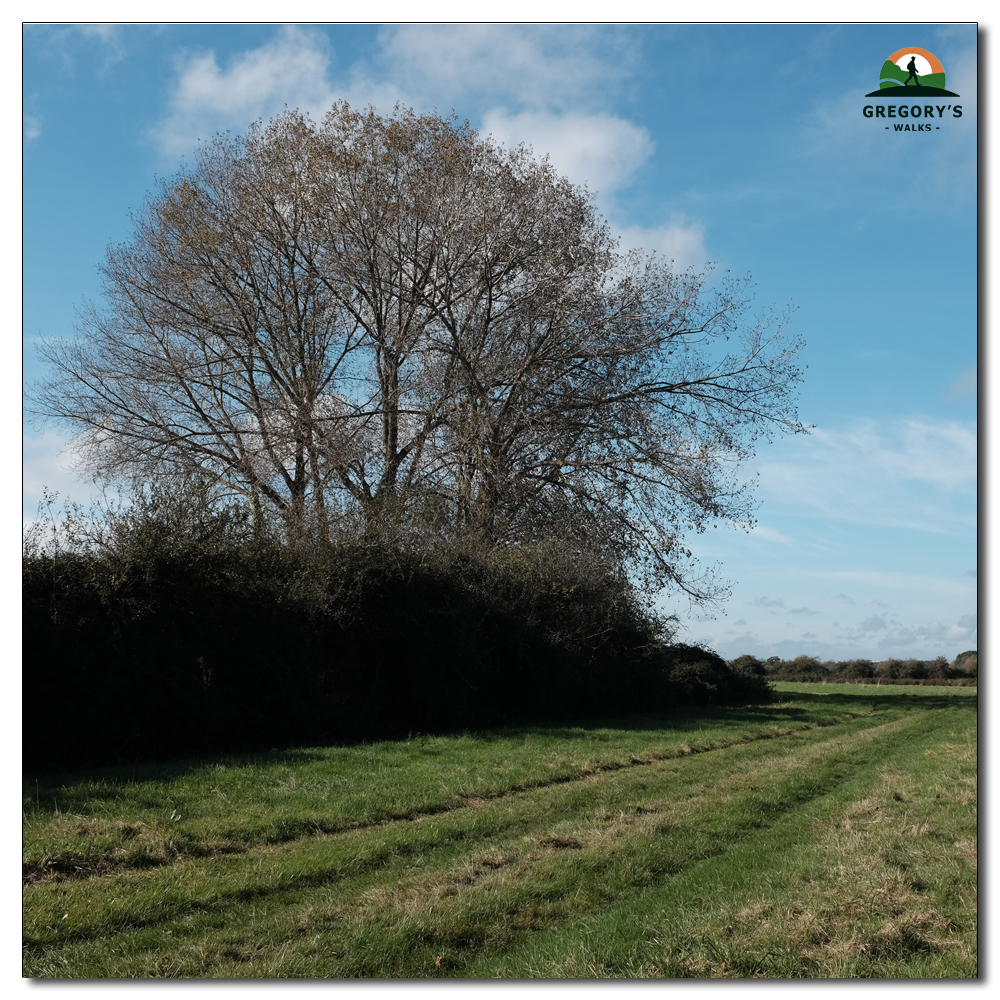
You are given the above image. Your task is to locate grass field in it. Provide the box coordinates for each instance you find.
[22,684,977,978]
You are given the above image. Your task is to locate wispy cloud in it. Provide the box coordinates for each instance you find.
[856,612,978,651]
[24,22,132,76]
[762,567,972,600]
[370,24,637,115]
[858,615,886,632]
[76,23,131,71]
[946,367,977,399]
[746,524,793,546]
[695,604,977,662]
[24,114,41,143]
[757,417,976,533]
[75,24,120,44]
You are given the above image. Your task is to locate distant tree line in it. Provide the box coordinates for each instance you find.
[729,652,977,685]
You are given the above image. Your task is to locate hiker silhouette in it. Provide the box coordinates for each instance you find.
[903,56,920,86]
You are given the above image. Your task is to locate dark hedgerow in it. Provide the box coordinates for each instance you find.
[23,512,772,769]
[729,654,768,676]
[661,645,772,707]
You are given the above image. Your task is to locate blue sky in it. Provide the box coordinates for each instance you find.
[21,22,978,662]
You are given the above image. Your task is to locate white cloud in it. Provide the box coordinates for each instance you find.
[22,431,99,519]
[155,27,338,157]
[757,417,976,533]
[481,108,653,196]
[872,612,977,651]
[24,114,41,143]
[615,219,709,272]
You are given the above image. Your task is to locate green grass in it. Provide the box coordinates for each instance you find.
[23,684,977,978]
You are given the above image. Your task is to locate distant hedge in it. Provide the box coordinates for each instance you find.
[729,653,977,686]
[834,677,977,687]
[24,530,772,769]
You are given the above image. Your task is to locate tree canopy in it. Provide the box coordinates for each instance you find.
[34,103,806,601]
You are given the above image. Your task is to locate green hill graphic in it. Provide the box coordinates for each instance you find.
[877,59,946,91]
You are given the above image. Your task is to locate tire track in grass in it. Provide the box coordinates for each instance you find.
[23,707,879,887]
[23,708,963,976]
[376,710,961,979]
[458,708,976,979]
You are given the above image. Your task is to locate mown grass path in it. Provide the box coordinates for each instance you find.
[23,685,977,978]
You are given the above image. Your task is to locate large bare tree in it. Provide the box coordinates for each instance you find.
[33,103,806,599]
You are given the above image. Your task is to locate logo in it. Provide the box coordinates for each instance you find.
[866,47,959,97]
[862,47,962,131]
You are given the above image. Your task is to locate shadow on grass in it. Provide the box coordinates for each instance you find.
[24,689,973,796]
